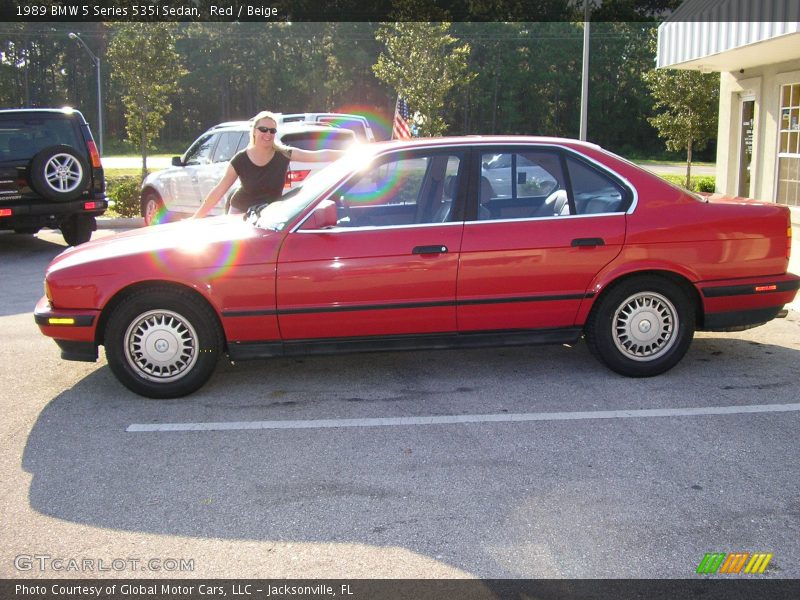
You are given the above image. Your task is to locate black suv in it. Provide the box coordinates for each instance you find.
[0,108,107,245]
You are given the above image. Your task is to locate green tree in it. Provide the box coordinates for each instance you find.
[107,23,186,178]
[373,21,474,137]
[642,32,718,187]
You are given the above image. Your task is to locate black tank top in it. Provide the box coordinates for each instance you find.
[229,148,291,211]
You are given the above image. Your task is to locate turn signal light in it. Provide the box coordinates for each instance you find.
[48,317,75,325]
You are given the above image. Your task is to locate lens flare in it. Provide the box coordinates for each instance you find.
[345,160,417,206]
[328,104,393,141]
[146,227,244,280]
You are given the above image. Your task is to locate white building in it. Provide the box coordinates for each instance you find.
[656,0,800,206]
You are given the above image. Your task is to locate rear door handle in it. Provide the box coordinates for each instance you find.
[571,238,605,247]
[412,245,448,255]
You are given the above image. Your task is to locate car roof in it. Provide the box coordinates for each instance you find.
[363,135,604,152]
[206,121,355,136]
[0,107,84,117]
[279,112,370,123]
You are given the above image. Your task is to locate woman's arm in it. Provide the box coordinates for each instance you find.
[191,163,239,218]
[289,148,348,163]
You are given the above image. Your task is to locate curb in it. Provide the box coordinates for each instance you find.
[97,217,144,230]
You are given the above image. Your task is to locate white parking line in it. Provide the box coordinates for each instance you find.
[127,402,800,433]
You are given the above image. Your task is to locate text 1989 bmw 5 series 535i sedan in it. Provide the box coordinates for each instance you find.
[35,136,800,398]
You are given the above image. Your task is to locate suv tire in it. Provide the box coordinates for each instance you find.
[30,145,90,202]
[60,214,95,246]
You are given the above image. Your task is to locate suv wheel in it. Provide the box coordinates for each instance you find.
[30,145,90,202]
[60,214,95,246]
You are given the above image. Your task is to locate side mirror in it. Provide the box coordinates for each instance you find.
[303,199,337,230]
[171,156,183,167]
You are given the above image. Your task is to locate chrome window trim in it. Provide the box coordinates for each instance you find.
[291,140,639,233]
[296,221,465,234]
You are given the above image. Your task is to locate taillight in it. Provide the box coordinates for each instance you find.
[284,169,311,188]
[87,140,102,169]
[788,224,793,261]
[0,208,12,217]
[84,201,97,210]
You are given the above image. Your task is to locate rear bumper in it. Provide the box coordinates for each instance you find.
[698,273,800,332]
[0,197,107,230]
[34,296,99,362]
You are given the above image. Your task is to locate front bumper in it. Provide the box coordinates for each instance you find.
[34,296,99,362]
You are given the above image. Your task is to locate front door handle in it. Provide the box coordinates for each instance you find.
[571,238,605,247]
[412,245,448,255]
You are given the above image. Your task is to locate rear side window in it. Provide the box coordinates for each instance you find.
[0,117,83,161]
[281,131,354,151]
[211,131,246,163]
[478,150,566,220]
[566,156,628,214]
[317,117,369,142]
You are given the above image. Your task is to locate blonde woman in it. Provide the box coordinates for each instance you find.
[192,110,345,218]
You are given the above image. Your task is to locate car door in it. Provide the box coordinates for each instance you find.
[276,148,466,340]
[168,132,218,214]
[457,146,630,332]
[200,130,247,212]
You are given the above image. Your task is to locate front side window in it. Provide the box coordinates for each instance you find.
[183,133,216,165]
[333,152,462,228]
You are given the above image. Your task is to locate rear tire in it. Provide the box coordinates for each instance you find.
[60,214,95,246]
[585,276,695,377]
[104,288,223,398]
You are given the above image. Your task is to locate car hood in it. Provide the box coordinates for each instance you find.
[48,216,280,275]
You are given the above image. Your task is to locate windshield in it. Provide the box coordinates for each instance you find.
[248,150,369,231]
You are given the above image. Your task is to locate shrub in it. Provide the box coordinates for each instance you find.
[106,176,141,218]
[661,174,716,193]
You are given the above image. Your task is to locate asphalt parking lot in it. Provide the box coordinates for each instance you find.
[1,218,799,580]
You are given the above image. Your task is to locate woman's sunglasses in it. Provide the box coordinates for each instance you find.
[255,126,278,134]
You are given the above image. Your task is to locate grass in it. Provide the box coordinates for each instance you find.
[634,159,715,167]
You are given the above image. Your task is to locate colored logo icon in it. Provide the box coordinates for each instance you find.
[696,553,773,574]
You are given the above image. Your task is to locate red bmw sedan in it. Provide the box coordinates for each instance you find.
[35,137,799,398]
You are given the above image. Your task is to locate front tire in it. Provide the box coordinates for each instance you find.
[585,276,695,377]
[105,288,223,398]
[141,190,166,226]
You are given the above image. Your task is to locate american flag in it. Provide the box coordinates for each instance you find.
[392,96,411,140]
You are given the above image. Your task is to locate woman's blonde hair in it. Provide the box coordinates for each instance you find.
[249,110,291,156]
